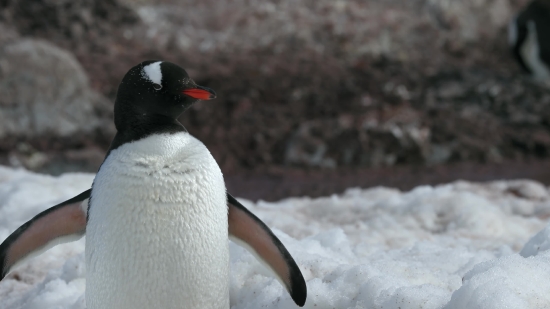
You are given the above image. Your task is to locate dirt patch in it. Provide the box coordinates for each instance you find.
[2,0,550,198]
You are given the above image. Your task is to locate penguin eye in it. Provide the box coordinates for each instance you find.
[153,83,162,90]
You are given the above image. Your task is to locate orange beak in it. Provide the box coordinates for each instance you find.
[182,85,216,100]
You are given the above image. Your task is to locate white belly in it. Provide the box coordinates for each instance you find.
[85,132,229,309]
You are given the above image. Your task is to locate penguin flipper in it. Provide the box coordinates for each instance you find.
[0,189,90,280]
[227,193,307,307]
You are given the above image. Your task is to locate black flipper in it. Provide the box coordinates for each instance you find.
[227,193,307,307]
[0,189,91,280]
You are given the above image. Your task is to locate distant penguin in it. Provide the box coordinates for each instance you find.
[0,61,307,308]
[509,0,550,80]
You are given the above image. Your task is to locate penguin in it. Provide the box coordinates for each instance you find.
[508,0,550,81]
[0,61,307,308]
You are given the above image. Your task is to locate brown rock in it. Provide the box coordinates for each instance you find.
[0,39,114,146]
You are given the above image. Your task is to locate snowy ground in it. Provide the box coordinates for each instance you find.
[0,166,550,309]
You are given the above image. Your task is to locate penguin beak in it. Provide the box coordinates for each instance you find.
[182,85,217,100]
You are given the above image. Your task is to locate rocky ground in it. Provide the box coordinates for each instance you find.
[0,0,549,200]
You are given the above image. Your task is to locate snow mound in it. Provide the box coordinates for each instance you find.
[0,166,550,308]
[446,252,550,309]
[520,225,550,258]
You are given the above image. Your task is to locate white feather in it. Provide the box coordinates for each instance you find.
[86,132,228,309]
[142,61,163,85]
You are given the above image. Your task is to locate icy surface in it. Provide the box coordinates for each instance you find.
[0,166,550,308]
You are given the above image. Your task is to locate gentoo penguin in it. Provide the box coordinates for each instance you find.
[0,61,307,308]
[508,0,550,80]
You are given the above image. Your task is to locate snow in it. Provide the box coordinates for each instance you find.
[1,165,550,308]
[520,225,550,258]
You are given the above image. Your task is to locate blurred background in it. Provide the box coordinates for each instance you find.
[0,0,549,201]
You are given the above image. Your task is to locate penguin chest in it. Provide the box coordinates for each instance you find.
[85,133,229,309]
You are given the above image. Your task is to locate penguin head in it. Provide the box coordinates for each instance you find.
[114,60,216,130]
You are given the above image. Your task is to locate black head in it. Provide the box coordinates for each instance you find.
[110,60,216,148]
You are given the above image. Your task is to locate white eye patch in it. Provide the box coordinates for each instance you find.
[142,61,163,85]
